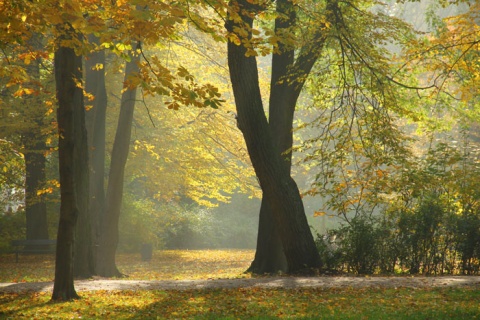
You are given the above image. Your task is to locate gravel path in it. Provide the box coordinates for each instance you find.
[1,276,479,293]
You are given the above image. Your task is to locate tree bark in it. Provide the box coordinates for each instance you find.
[227,1,321,273]
[74,34,108,278]
[96,45,140,277]
[244,0,330,274]
[23,136,49,241]
[23,34,49,242]
[52,27,86,301]
[247,198,287,273]
[72,54,93,279]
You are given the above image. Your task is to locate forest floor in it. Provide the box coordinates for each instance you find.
[1,250,480,293]
[1,275,480,293]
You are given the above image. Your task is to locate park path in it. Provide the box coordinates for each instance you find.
[1,276,480,293]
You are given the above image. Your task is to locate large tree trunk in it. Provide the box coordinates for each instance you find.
[245,0,329,274]
[74,34,108,278]
[52,28,87,300]
[96,45,140,277]
[227,1,321,273]
[247,198,287,273]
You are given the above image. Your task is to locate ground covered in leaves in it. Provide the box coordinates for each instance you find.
[1,250,480,319]
[0,249,254,283]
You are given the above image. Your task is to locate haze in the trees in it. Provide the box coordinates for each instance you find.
[1,0,479,300]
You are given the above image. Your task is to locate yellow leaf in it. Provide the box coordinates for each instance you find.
[314,211,326,217]
[245,48,258,57]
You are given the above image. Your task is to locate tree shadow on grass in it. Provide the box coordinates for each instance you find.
[0,291,51,318]
[125,289,284,319]
[0,281,53,293]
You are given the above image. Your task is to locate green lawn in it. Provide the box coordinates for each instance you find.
[1,250,479,319]
[1,286,479,319]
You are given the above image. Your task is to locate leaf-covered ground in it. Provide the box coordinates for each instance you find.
[0,249,254,283]
[1,250,480,319]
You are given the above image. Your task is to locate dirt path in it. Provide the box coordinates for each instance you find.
[1,276,479,293]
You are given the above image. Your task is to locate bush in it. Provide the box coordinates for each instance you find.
[315,198,480,275]
[455,211,480,274]
[316,214,398,275]
[396,200,444,274]
[315,230,343,272]
[337,216,384,274]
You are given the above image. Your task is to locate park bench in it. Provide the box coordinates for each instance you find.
[10,239,57,262]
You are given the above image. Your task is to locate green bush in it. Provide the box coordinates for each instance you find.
[315,199,480,275]
[315,230,343,272]
[316,214,398,275]
[455,211,480,274]
[342,216,378,274]
[396,199,446,274]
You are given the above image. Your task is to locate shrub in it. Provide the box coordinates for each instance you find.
[315,229,343,273]
[316,214,397,275]
[455,211,480,274]
[338,215,383,274]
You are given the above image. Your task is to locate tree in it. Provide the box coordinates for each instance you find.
[226,0,324,273]
[0,31,53,241]
[74,34,108,278]
[246,0,341,274]
[223,0,433,273]
[52,23,88,301]
[73,2,239,276]
[96,45,141,277]
[22,34,50,242]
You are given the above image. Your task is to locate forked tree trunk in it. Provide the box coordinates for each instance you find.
[52,28,87,301]
[242,0,330,274]
[96,45,140,277]
[226,1,321,273]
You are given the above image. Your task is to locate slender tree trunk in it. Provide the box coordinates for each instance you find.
[23,137,49,240]
[74,34,108,277]
[87,35,107,273]
[23,34,49,242]
[52,27,86,300]
[73,59,93,278]
[96,45,140,277]
[227,1,321,273]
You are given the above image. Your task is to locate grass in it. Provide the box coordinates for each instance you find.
[1,250,479,319]
[1,286,479,319]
